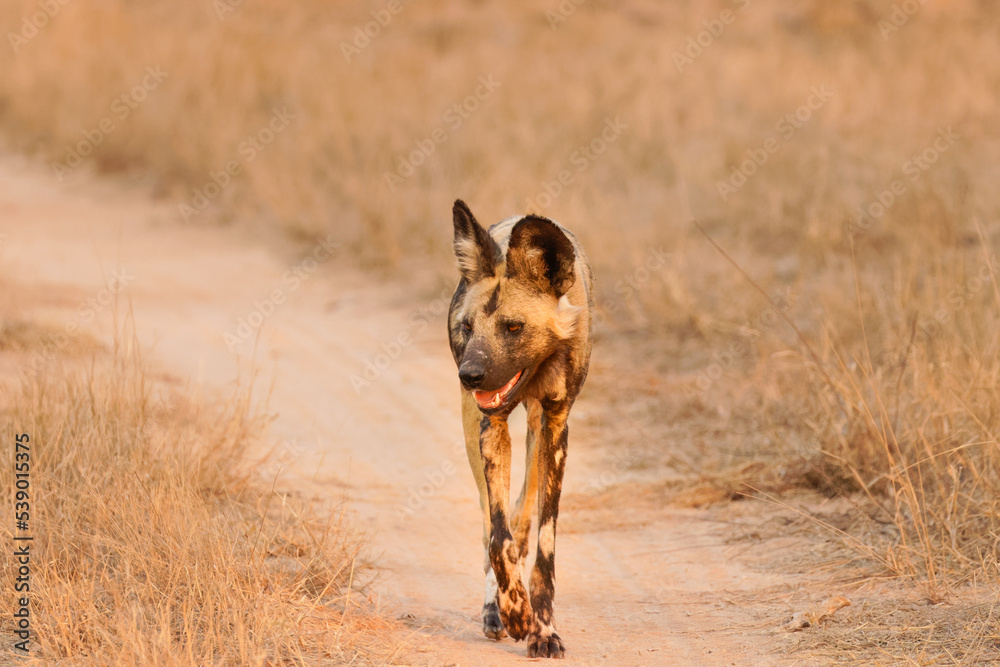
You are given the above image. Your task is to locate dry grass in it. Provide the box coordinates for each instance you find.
[0,328,375,665]
[3,0,1000,659]
[787,594,1000,664]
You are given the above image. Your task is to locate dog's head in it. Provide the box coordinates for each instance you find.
[448,199,581,413]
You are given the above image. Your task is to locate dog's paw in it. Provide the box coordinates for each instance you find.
[482,601,506,640]
[497,580,533,641]
[527,630,565,659]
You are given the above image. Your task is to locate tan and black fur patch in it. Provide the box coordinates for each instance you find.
[448,199,593,659]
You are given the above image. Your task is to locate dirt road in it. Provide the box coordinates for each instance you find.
[1,154,802,665]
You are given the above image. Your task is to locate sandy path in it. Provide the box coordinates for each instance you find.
[1,155,794,665]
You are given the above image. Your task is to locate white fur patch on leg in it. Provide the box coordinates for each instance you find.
[484,566,499,605]
[550,294,582,340]
[535,620,558,637]
[538,518,555,557]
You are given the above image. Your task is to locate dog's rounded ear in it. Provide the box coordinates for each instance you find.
[453,200,499,282]
[506,216,576,297]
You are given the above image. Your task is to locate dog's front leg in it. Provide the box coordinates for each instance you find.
[527,402,570,658]
[480,414,533,640]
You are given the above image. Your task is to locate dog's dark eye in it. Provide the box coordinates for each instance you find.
[463,321,472,332]
[507,323,522,333]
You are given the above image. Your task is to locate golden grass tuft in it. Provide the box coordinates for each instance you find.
[685,228,1000,601]
[790,242,1000,599]
[789,595,1000,665]
[0,335,370,665]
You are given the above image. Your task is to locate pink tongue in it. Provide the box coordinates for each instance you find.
[474,371,522,406]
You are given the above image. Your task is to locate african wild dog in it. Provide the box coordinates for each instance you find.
[447,200,593,659]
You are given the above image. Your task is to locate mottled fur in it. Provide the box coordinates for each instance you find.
[448,200,593,659]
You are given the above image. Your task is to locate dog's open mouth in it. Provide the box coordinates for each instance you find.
[473,370,523,410]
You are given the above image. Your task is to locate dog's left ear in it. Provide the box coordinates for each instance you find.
[453,199,499,282]
[506,216,576,297]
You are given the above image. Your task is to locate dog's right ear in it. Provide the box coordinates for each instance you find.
[453,199,498,282]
